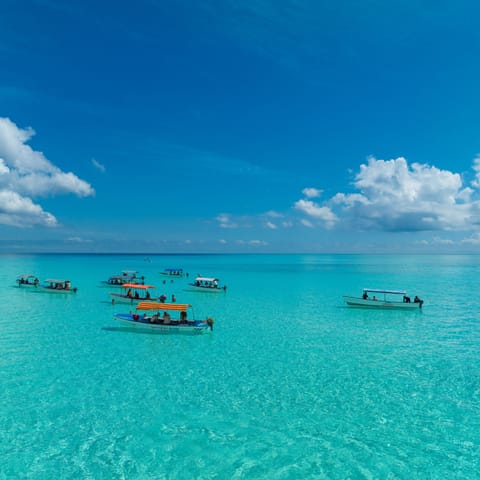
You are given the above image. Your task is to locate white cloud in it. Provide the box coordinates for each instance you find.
[236,239,268,246]
[471,155,480,189]
[265,221,277,229]
[0,117,95,227]
[294,199,337,229]
[302,187,322,198]
[0,190,57,227]
[92,158,106,173]
[66,236,92,243]
[330,157,480,232]
[216,213,239,229]
[301,219,313,227]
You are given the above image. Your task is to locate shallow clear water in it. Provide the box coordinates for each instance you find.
[1,254,479,479]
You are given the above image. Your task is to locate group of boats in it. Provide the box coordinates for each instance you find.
[15,268,224,335]
[16,274,78,293]
[16,267,426,336]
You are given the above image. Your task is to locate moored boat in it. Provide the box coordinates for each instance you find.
[16,274,39,287]
[114,301,214,334]
[159,268,187,278]
[100,270,145,288]
[185,276,227,293]
[37,279,78,293]
[343,289,423,309]
[109,283,157,304]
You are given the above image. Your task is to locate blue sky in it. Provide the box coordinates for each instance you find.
[2,0,480,253]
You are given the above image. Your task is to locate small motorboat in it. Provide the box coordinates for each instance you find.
[185,276,227,293]
[109,283,157,304]
[16,274,39,287]
[37,279,78,294]
[100,270,145,288]
[159,268,187,278]
[343,288,423,309]
[114,301,214,334]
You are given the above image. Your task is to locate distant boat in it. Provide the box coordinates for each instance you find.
[343,289,423,309]
[100,270,144,288]
[185,276,227,293]
[159,268,186,278]
[114,301,214,334]
[37,279,78,294]
[16,274,39,287]
[109,283,157,305]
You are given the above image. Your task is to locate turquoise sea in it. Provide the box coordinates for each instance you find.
[1,254,479,479]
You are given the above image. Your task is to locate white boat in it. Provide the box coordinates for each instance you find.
[343,289,423,309]
[159,268,186,278]
[114,301,214,334]
[100,270,144,288]
[16,274,39,287]
[185,276,227,293]
[109,283,157,304]
[37,279,78,294]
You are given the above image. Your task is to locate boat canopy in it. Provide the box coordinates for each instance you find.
[363,288,406,295]
[136,302,191,311]
[164,268,183,272]
[195,277,218,282]
[122,283,155,289]
[45,279,70,283]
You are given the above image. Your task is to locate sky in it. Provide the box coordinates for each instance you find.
[2,0,480,253]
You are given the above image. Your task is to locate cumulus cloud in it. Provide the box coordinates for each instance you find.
[265,221,277,229]
[302,187,322,198]
[0,117,94,227]
[330,157,477,232]
[295,156,480,233]
[294,199,337,229]
[0,190,57,227]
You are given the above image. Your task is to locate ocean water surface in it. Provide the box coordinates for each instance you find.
[1,254,479,479]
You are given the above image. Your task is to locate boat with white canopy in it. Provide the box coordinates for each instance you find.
[185,276,227,293]
[343,288,423,309]
[37,279,78,294]
[16,274,39,287]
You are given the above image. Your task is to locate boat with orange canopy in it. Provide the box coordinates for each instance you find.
[114,302,214,334]
[109,283,156,305]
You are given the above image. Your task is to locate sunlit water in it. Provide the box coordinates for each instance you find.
[1,254,479,479]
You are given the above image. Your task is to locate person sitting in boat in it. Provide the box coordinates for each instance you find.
[159,294,167,303]
[145,291,150,299]
[180,310,187,324]
[134,291,139,299]
[126,289,132,298]
[414,295,422,303]
[162,312,171,324]
[362,292,368,300]
[372,295,377,301]
[403,295,411,303]
[150,313,159,324]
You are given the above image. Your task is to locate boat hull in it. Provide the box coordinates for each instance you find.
[343,296,422,309]
[114,314,210,334]
[184,285,226,293]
